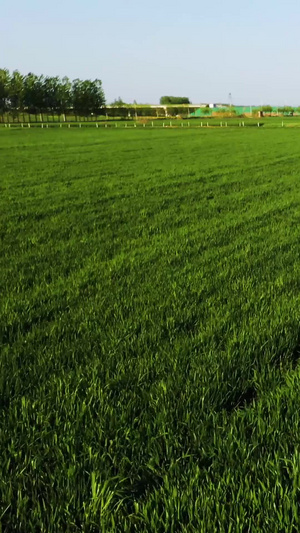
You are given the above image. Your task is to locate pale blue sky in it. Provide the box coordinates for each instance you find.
[2,0,300,105]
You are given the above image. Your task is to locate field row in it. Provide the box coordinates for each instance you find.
[2,128,300,531]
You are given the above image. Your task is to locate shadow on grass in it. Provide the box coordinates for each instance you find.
[222,386,257,413]
[222,333,300,414]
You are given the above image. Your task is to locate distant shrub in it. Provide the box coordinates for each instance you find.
[160,96,190,105]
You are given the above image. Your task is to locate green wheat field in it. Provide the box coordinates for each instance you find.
[2,127,300,531]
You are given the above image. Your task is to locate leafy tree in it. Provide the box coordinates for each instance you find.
[9,70,24,114]
[0,68,10,112]
[286,106,294,115]
[56,77,72,119]
[160,96,190,105]
[72,79,84,116]
[111,97,127,107]
[261,105,273,114]
[278,106,294,115]
[23,73,45,114]
[72,79,105,116]
[42,76,61,115]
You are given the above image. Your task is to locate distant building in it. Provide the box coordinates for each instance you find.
[209,103,229,109]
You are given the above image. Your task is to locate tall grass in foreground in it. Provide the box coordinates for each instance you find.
[1,128,300,530]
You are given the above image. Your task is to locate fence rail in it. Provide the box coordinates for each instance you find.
[0,121,295,129]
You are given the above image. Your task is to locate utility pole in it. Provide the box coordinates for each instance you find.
[228,93,232,116]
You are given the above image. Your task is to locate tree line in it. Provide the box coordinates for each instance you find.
[3,68,298,121]
[107,106,191,119]
[260,105,300,115]
[0,68,105,119]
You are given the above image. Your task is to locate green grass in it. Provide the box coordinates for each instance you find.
[2,127,300,531]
